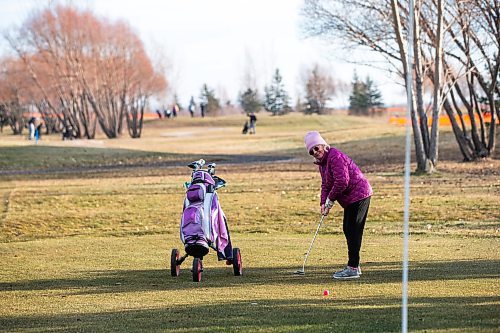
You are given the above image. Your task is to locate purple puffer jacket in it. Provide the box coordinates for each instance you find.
[315,147,373,208]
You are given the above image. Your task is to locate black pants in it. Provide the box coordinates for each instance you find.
[343,197,371,267]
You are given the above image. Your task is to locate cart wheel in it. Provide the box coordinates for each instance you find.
[232,248,242,276]
[170,249,180,277]
[192,258,203,282]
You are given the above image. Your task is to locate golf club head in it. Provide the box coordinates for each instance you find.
[187,161,198,170]
[207,163,216,175]
[293,269,305,276]
[187,159,206,172]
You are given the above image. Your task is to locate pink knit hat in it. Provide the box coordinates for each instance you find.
[304,131,328,153]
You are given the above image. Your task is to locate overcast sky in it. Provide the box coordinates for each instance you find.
[0,0,407,107]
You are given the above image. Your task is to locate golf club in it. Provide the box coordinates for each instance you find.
[293,213,327,275]
[207,163,216,175]
[188,159,205,171]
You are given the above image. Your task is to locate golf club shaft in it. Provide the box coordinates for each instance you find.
[301,214,326,272]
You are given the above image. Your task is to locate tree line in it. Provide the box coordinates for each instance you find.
[0,3,387,139]
[240,67,384,116]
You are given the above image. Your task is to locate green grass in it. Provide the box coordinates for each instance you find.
[0,113,499,332]
[1,234,498,332]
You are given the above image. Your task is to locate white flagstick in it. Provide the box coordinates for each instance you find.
[403,0,415,332]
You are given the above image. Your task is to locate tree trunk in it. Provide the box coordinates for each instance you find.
[414,2,430,156]
[429,0,443,166]
[443,99,474,161]
[486,93,497,154]
[391,0,431,173]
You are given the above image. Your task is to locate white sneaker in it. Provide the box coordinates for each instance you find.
[333,266,360,279]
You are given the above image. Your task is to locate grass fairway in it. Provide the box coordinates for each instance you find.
[1,113,499,332]
[1,234,498,332]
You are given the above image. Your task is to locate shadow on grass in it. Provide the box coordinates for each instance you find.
[2,259,499,294]
[0,145,294,176]
[2,260,498,332]
[0,295,497,332]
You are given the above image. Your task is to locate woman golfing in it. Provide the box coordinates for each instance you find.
[304,131,373,279]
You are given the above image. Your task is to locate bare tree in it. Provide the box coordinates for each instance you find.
[301,0,432,171]
[5,6,99,138]
[443,0,499,157]
[0,57,31,135]
[4,4,167,139]
[301,0,498,173]
[125,43,167,138]
[301,63,338,114]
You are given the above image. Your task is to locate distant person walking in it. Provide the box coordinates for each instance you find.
[28,117,35,140]
[164,108,172,118]
[188,97,196,118]
[248,112,257,134]
[304,131,372,280]
[35,122,43,143]
[200,103,206,118]
[62,125,74,140]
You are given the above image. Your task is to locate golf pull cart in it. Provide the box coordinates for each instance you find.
[170,248,242,282]
[170,159,242,282]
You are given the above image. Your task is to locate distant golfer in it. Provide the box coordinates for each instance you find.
[304,131,373,279]
[248,112,257,134]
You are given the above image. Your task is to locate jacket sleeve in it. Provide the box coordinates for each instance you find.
[327,152,350,203]
[320,174,328,205]
[319,165,328,205]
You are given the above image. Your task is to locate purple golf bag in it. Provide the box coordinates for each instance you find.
[180,170,232,259]
[171,160,242,282]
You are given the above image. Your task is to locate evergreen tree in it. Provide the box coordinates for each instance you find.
[238,88,261,114]
[263,69,291,115]
[348,72,368,115]
[199,83,220,115]
[365,77,384,114]
[348,73,384,116]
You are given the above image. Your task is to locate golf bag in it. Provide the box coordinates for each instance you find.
[180,169,232,260]
[242,121,249,134]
